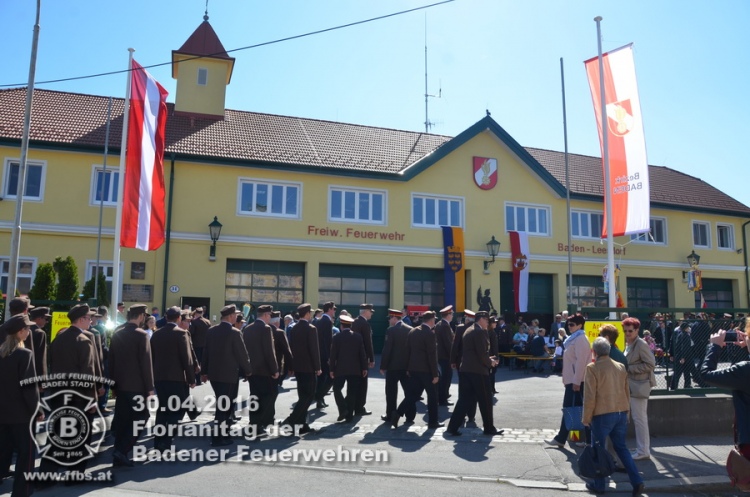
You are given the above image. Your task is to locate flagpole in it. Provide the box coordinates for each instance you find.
[111,48,134,321]
[5,0,40,319]
[560,57,573,309]
[94,96,113,305]
[594,16,617,318]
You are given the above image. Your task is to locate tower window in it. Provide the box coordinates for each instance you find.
[197,68,208,86]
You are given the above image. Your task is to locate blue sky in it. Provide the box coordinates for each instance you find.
[3,0,749,209]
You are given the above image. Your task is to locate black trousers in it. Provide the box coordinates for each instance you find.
[671,359,697,389]
[397,371,438,425]
[333,375,361,418]
[194,348,204,385]
[248,375,276,429]
[230,377,240,416]
[438,358,452,404]
[112,391,150,455]
[154,381,189,447]
[315,361,332,403]
[285,372,316,427]
[210,381,235,443]
[356,374,369,411]
[447,372,494,432]
[384,369,408,416]
[0,423,35,497]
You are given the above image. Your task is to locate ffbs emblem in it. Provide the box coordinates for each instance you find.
[606,99,635,137]
[513,254,528,271]
[473,157,498,190]
[447,246,463,272]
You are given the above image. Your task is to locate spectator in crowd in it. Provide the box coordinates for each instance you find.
[582,337,644,496]
[145,315,157,340]
[513,324,530,354]
[552,339,563,373]
[528,328,551,373]
[599,324,627,370]
[623,317,656,461]
[671,322,696,389]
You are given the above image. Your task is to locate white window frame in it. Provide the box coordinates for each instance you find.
[327,185,387,225]
[236,178,302,219]
[630,217,668,245]
[197,68,208,86]
[89,165,120,206]
[2,158,46,202]
[504,202,552,237]
[85,260,125,302]
[0,257,37,296]
[411,193,464,229]
[692,220,711,249]
[717,223,735,251]
[570,209,604,240]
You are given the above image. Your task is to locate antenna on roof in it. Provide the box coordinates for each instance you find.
[424,14,441,133]
[204,0,209,21]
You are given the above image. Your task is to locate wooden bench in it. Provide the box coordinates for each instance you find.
[498,353,554,372]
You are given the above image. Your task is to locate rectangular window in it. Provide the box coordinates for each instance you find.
[630,217,667,244]
[197,68,208,86]
[717,224,734,250]
[0,258,35,296]
[225,260,304,310]
[404,268,444,307]
[329,187,386,224]
[90,167,120,205]
[571,211,604,239]
[505,203,550,235]
[692,221,710,248]
[238,179,300,218]
[3,160,45,200]
[411,194,462,228]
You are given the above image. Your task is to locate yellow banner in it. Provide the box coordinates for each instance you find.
[51,312,71,342]
[584,320,625,352]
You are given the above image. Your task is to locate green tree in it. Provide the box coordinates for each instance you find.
[81,269,109,307]
[28,262,56,301]
[53,256,79,302]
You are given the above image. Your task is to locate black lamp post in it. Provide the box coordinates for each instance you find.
[209,216,222,261]
[687,250,701,267]
[483,236,501,272]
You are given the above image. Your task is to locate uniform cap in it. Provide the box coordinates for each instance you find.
[339,314,355,325]
[0,314,33,335]
[388,309,403,318]
[29,306,51,319]
[128,304,149,315]
[220,304,237,317]
[271,311,281,319]
[359,303,375,311]
[463,309,476,318]
[421,310,436,320]
[165,306,182,319]
[8,297,33,315]
[475,311,490,319]
[440,305,454,316]
[68,303,96,322]
[297,303,312,315]
[257,305,274,314]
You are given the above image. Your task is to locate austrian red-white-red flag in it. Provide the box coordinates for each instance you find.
[509,231,530,313]
[585,44,650,237]
[121,59,168,251]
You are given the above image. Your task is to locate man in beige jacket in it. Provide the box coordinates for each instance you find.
[582,337,644,496]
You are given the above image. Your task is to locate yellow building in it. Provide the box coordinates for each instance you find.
[1,19,748,348]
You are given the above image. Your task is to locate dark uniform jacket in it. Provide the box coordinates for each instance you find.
[85,327,104,378]
[380,321,411,371]
[109,322,155,394]
[496,324,513,350]
[489,328,499,356]
[271,323,293,372]
[450,322,474,367]
[0,347,39,424]
[701,344,750,444]
[49,326,97,398]
[243,320,278,376]
[151,322,195,384]
[189,316,211,348]
[435,319,454,361]
[329,328,367,377]
[316,314,334,364]
[288,319,321,373]
[201,321,252,383]
[460,325,493,375]
[27,324,47,377]
[406,324,439,377]
[352,315,374,364]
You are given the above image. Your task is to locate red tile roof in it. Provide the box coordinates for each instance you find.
[175,20,232,59]
[0,88,747,216]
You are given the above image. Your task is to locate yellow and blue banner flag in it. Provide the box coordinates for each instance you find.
[442,226,465,312]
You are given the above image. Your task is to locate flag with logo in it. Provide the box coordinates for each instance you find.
[441,227,465,312]
[121,59,169,251]
[509,231,529,313]
[584,44,650,237]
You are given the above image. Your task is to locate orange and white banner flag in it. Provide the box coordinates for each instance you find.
[585,44,650,237]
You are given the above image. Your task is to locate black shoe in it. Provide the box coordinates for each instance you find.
[427,422,445,429]
[299,425,317,435]
[446,429,462,436]
[404,418,415,425]
[632,482,645,497]
[112,450,134,467]
[492,389,499,394]
[345,416,354,423]
[355,409,372,416]
[614,464,627,473]
[483,427,503,436]
[585,483,605,495]
[438,401,454,406]
[316,401,328,409]
[187,408,201,421]
[380,414,390,422]
[389,410,400,429]
[337,414,347,422]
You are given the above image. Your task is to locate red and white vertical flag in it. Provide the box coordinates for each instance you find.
[509,231,530,313]
[121,59,168,251]
[585,44,650,237]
